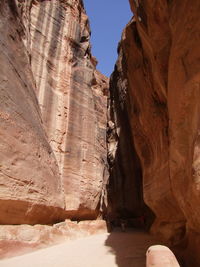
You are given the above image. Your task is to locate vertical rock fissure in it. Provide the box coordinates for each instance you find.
[106,48,155,229]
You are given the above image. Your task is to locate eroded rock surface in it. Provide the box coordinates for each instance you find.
[109,0,200,265]
[0,220,107,259]
[23,0,108,219]
[0,0,65,224]
[0,0,108,224]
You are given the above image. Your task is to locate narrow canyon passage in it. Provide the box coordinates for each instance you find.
[0,0,200,266]
[1,231,158,267]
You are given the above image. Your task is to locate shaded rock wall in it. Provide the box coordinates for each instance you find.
[0,0,108,224]
[109,0,200,265]
[107,55,148,222]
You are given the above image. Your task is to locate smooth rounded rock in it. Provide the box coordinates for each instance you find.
[146,245,180,267]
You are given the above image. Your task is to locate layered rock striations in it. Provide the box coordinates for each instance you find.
[0,0,65,224]
[3,0,200,264]
[109,0,200,265]
[0,0,108,224]
[24,0,108,219]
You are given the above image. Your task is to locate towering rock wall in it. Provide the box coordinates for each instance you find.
[109,0,200,265]
[0,0,108,224]
[0,0,65,224]
[23,0,108,219]
[26,0,108,218]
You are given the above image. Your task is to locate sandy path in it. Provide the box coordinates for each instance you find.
[0,230,158,267]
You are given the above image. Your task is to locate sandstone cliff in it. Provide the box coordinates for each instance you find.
[2,0,200,265]
[109,0,200,265]
[0,0,108,224]
[0,0,65,224]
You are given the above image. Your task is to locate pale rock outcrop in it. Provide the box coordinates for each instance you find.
[109,0,200,265]
[0,0,65,224]
[146,245,180,267]
[0,0,108,224]
[19,0,108,219]
[0,220,107,259]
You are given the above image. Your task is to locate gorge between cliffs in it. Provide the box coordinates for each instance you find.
[0,0,200,266]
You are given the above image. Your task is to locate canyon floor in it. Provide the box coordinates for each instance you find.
[0,229,158,267]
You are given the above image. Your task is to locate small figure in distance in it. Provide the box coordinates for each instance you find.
[120,219,126,232]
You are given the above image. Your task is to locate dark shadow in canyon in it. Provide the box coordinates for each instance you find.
[106,64,155,229]
[105,61,156,266]
[104,229,158,267]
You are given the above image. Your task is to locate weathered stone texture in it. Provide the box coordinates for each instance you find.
[0,220,107,259]
[0,0,65,224]
[0,0,108,223]
[23,0,108,218]
[109,0,200,265]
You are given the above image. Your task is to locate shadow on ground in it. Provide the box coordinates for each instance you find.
[104,228,159,267]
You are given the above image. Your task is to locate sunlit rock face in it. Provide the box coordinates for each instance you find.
[110,0,200,265]
[24,0,108,219]
[0,0,108,223]
[0,220,107,259]
[0,0,65,224]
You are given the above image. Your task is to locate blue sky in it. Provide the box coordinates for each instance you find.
[83,0,133,77]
